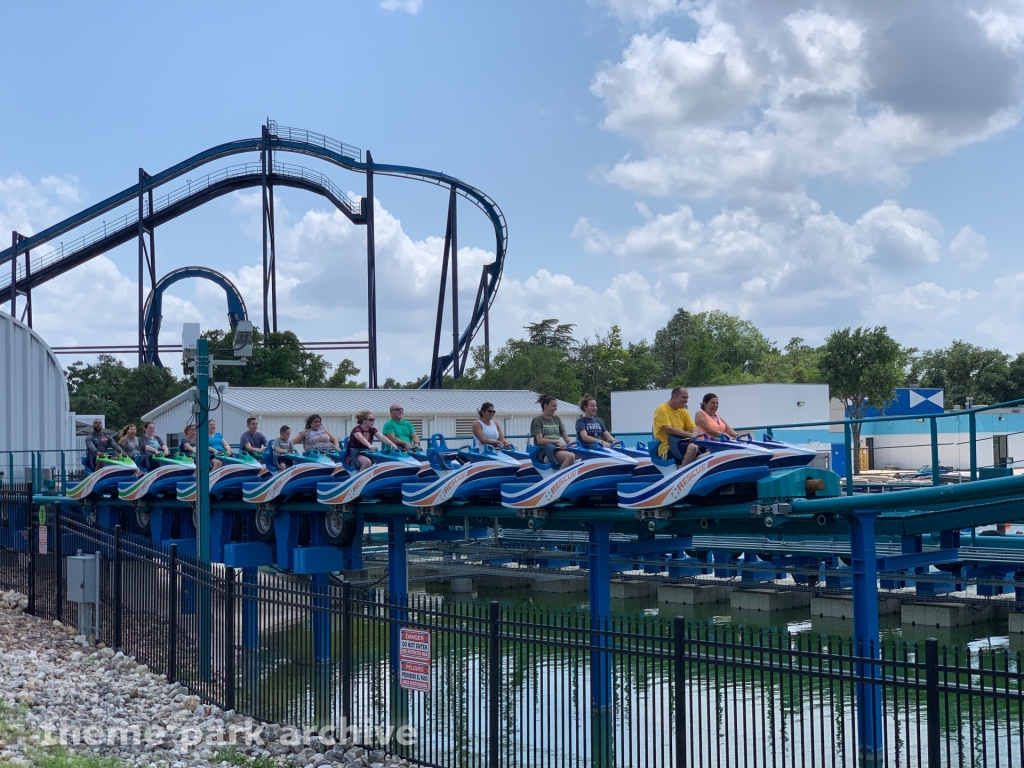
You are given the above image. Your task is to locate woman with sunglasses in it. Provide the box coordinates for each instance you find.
[472,402,510,450]
[349,411,398,470]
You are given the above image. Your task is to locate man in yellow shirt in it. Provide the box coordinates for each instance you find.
[653,386,700,464]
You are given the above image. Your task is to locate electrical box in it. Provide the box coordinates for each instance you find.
[66,554,98,603]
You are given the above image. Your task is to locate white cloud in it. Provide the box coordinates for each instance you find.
[0,173,82,238]
[380,0,422,14]
[856,201,942,274]
[591,1,1024,198]
[950,225,989,268]
[603,0,687,25]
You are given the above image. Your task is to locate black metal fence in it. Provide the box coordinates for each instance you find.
[1,487,1023,767]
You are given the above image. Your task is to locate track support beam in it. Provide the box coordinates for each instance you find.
[365,152,378,388]
[847,508,883,761]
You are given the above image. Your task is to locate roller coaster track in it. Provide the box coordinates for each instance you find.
[1,121,507,381]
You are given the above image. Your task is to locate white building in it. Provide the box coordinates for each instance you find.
[611,383,831,437]
[0,310,74,481]
[142,386,581,450]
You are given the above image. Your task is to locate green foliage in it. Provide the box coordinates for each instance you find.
[909,340,1013,407]
[215,748,274,768]
[652,308,693,386]
[66,355,189,431]
[818,326,909,472]
[676,310,775,386]
[197,328,348,388]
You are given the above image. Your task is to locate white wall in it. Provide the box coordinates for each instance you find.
[0,311,74,479]
[867,431,1024,471]
[611,384,829,435]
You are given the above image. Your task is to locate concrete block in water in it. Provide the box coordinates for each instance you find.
[731,589,811,612]
[610,579,658,600]
[902,601,994,628]
[449,577,474,593]
[810,594,900,619]
[1010,612,1024,636]
[475,573,532,590]
[531,575,588,594]
[659,583,730,606]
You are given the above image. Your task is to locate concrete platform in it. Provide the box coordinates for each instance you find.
[731,589,811,612]
[474,573,533,590]
[810,594,900,619]
[450,577,474,593]
[902,601,995,628]
[659,582,730,606]
[611,579,658,599]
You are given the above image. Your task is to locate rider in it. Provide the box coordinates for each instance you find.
[207,419,231,469]
[472,402,510,450]
[652,386,700,465]
[239,417,268,460]
[575,394,617,448]
[139,421,170,470]
[179,424,200,464]
[531,395,577,470]
[273,425,295,470]
[85,418,125,470]
[349,411,398,470]
[694,392,742,438]
[294,414,339,454]
[382,404,420,451]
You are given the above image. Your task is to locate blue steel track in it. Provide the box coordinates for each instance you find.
[0,121,506,380]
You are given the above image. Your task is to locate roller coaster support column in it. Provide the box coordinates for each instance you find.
[261,124,278,335]
[386,514,408,737]
[429,189,457,388]
[844,422,854,496]
[137,169,155,364]
[586,520,614,765]
[848,508,883,761]
[365,152,378,388]
[930,416,940,487]
[195,337,213,680]
[450,188,459,380]
[311,572,331,663]
[969,411,978,481]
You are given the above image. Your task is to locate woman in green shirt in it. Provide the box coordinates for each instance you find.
[530,395,577,470]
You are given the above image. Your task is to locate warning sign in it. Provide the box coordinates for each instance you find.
[398,628,431,692]
[38,524,47,555]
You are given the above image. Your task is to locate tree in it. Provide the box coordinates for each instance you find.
[909,341,1010,408]
[652,308,693,386]
[677,311,775,386]
[66,355,189,430]
[818,326,908,474]
[195,328,359,388]
[576,327,661,424]
[759,337,823,384]
[526,319,577,350]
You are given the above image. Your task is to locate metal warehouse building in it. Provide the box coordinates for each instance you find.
[0,310,74,480]
[142,386,581,450]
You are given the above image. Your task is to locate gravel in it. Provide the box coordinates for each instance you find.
[0,592,413,768]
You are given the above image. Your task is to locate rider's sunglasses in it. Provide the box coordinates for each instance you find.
[485,409,496,413]
[364,418,375,422]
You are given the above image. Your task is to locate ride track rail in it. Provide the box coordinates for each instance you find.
[1,120,507,380]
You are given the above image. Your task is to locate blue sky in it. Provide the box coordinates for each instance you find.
[4,0,1024,383]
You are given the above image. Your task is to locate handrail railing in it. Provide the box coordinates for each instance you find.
[0,161,358,292]
[268,119,362,162]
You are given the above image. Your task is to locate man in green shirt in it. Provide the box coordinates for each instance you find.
[382,404,419,450]
[530,395,577,469]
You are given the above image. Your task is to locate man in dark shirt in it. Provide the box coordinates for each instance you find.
[239,417,268,460]
[85,418,125,470]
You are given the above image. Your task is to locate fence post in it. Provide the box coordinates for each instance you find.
[27,483,35,616]
[930,417,940,486]
[925,638,940,768]
[843,422,854,496]
[673,616,687,768]
[113,524,122,649]
[54,508,63,624]
[167,544,178,683]
[224,566,235,712]
[342,581,353,728]
[488,600,500,768]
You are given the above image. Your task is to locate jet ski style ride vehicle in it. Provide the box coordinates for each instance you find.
[176,452,269,501]
[243,450,338,504]
[402,436,524,507]
[66,453,141,500]
[734,434,817,470]
[316,442,423,505]
[617,435,775,510]
[500,442,641,510]
[118,453,197,501]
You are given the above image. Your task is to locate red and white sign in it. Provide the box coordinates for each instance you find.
[398,628,431,692]
[38,525,47,555]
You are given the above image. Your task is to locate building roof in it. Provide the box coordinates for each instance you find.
[143,386,580,420]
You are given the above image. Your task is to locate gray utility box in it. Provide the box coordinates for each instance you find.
[66,554,99,603]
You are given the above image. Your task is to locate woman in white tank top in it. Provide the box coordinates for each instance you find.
[472,402,509,450]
